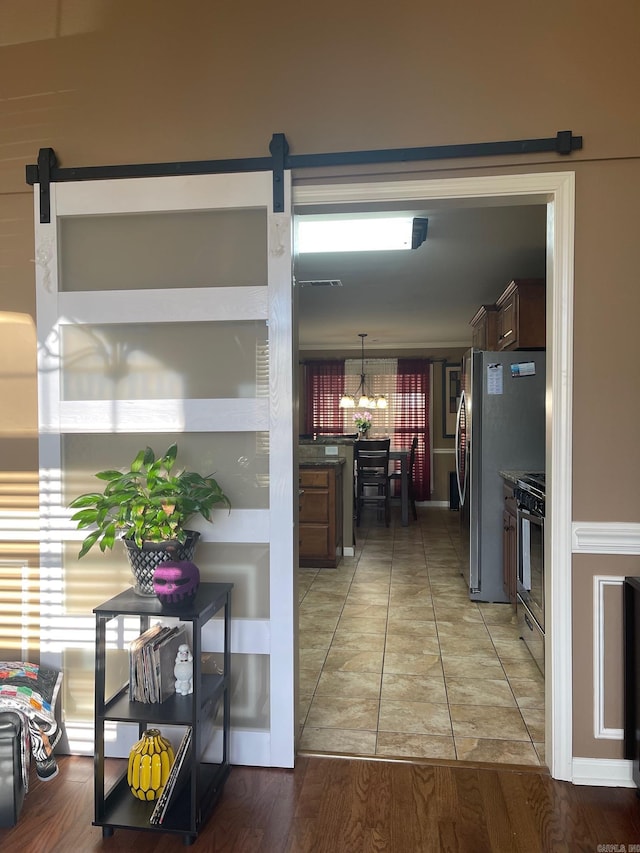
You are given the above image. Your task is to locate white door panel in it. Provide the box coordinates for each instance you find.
[35,170,295,767]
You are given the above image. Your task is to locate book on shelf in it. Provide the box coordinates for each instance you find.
[129,623,186,703]
[129,623,163,702]
[149,726,192,825]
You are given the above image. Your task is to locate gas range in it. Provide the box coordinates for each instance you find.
[516,472,545,499]
[514,472,545,516]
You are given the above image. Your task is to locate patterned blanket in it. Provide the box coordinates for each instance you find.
[0,662,63,790]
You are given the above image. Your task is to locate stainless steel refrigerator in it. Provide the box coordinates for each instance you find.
[455,349,546,602]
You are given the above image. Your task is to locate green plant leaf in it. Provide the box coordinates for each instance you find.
[70,508,98,524]
[131,449,147,473]
[100,523,116,551]
[95,469,125,482]
[142,447,156,467]
[78,530,101,559]
[69,494,104,509]
[162,443,178,471]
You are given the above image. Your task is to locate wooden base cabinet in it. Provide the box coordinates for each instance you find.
[93,583,233,846]
[503,483,517,607]
[299,463,344,568]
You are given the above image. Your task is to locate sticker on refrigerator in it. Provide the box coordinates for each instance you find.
[487,363,503,395]
[510,361,536,377]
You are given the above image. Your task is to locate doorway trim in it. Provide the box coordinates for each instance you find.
[293,170,575,782]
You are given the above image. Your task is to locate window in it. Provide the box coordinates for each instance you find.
[303,358,431,500]
[303,361,345,435]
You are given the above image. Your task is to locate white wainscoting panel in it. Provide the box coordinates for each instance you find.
[593,575,625,740]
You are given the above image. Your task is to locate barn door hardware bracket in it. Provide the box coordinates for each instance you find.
[269,133,289,213]
[26,130,582,223]
[25,148,58,224]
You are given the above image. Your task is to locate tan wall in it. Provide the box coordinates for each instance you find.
[570,159,640,522]
[2,0,639,760]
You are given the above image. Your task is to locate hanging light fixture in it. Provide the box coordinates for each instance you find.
[339,333,388,409]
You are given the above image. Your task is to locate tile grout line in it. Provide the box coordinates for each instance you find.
[298,507,544,765]
[420,513,458,757]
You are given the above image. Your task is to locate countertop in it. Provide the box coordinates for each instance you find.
[299,436,356,445]
[299,458,346,468]
[500,470,526,486]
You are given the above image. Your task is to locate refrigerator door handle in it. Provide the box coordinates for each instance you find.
[455,389,467,506]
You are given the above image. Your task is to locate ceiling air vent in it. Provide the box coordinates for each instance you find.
[298,279,343,288]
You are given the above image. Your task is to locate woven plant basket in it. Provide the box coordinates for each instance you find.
[122,530,200,596]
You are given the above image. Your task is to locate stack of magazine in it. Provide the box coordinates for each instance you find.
[129,623,186,703]
[149,727,192,825]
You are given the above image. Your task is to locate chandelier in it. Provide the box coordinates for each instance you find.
[339,333,388,409]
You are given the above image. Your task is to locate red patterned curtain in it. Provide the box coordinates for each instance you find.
[392,359,431,501]
[303,361,345,435]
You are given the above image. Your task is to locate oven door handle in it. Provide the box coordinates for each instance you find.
[518,510,532,591]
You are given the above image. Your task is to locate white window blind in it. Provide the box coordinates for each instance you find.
[0,465,40,660]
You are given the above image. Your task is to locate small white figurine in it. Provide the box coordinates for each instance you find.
[174,643,193,695]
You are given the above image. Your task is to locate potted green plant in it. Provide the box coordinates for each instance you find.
[69,443,231,595]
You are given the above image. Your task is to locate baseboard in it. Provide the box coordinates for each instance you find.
[343,546,355,557]
[571,756,636,787]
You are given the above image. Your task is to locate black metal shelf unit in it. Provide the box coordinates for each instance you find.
[93,582,233,846]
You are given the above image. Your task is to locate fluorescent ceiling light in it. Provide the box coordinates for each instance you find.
[298,216,427,253]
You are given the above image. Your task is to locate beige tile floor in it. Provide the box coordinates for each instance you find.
[298,504,546,766]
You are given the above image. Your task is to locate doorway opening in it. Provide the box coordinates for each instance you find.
[292,170,575,782]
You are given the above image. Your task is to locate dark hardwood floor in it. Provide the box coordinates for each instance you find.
[2,754,640,852]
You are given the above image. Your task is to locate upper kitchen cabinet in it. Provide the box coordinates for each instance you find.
[495,279,546,351]
[470,304,499,350]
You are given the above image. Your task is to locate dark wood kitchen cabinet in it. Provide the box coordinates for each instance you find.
[502,482,517,608]
[299,463,344,568]
[495,278,545,351]
[470,304,499,350]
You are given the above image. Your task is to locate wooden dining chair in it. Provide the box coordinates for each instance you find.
[390,435,418,521]
[355,438,391,527]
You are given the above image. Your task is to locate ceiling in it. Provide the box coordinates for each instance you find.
[295,202,547,351]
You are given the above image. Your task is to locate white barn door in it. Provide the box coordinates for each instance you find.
[34,170,296,767]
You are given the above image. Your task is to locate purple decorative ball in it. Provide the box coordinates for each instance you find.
[153,560,200,606]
